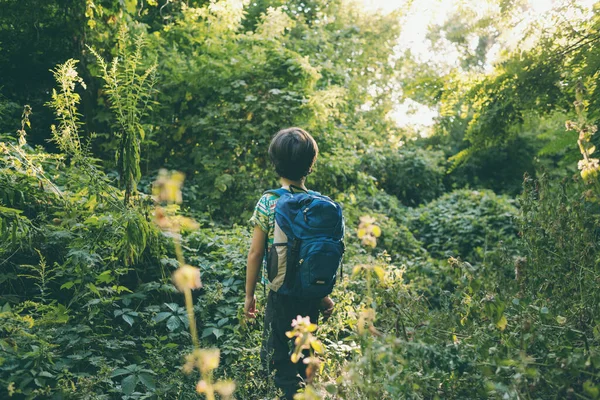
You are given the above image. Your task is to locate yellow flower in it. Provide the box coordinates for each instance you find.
[152,169,185,204]
[172,265,202,292]
[198,348,220,373]
[213,380,236,397]
[357,215,382,248]
[357,308,376,335]
[196,380,208,394]
[154,206,173,231]
[361,235,377,248]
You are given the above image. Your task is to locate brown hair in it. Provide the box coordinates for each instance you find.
[268,127,318,181]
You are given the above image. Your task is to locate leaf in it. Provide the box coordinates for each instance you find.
[310,340,325,354]
[583,380,599,399]
[372,266,385,283]
[166,315,181,331]
[138,373,156,390]
[111,368,130,377]
[96,270,113,284]
[556,315,566,325]
[165,303,178,312]
[370,225,382,238]
[86,283,100,296]
[122,314,134,327]
[496,315,507,331]
[60,281,76,290]
[326,384,338,395]
[212,328,224,339]
[121,374,137,395]
[113,285,132,293]
[202,327,215,338]
[153,312,172,323]
[214,174,234,193]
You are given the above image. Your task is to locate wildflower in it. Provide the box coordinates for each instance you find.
[357,215,382,248]
[578,158,600,181]
[183,348,220,374]
[154,206,172,230]
[153,169,185,204]
[213,380,236,397]
[303,356,322,382]
[286,316,323,364]
[196,380,208,393]
[357,307,377,336]
[197,348,220,374]
[172,264,202,292]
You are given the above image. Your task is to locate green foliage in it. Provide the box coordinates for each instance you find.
[362,146,446,206]
[89,29,157,205]
[520,173,600,325]
[448,134,539,195]
[128,0,402,222]
[0,0,87,143]
[409,189,519,260]
[2,1,600,399]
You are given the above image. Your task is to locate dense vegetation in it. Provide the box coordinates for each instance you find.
[1,0,600,399]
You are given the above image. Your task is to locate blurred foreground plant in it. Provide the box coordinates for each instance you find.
[152,169,235,399]
[286,315,325,400]
[566,81,600,195]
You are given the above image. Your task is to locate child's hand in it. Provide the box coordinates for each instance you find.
[244,294,257,319]
[319,296,335,321]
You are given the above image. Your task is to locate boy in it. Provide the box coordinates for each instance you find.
[245,127,335,399]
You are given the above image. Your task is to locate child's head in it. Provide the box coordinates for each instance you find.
[268,127,318,181]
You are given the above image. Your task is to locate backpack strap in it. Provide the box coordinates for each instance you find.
[259,187,291,298]
[264,188,291,197]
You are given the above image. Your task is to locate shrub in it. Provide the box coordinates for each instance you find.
[409,189,518,260]
[361,146,446,206]
[519,173,600,327]
[339,191,426,261]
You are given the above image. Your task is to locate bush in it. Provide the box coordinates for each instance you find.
[361,146,446,207]
[409,189,518,260]
[519,173,600,327]
[339,191,426,261]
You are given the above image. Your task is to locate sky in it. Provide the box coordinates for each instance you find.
[361,0,597,128]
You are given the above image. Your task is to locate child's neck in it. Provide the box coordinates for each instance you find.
[280,177,307,191]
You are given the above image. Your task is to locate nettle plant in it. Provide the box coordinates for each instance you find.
[89,27,157,206]
[151,169,235,400]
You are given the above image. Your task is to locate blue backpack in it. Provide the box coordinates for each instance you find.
[265,187,345,299]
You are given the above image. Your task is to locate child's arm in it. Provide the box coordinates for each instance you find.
[320,296,335,321]
[245,225,266,319]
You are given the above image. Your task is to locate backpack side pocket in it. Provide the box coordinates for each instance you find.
[269,221,288,292]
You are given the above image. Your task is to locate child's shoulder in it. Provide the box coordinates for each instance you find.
[254,191,280,209]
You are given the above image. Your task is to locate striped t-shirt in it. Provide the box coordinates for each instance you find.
[249,191,280,250]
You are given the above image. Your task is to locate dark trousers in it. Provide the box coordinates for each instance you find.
[261,291,320,400]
